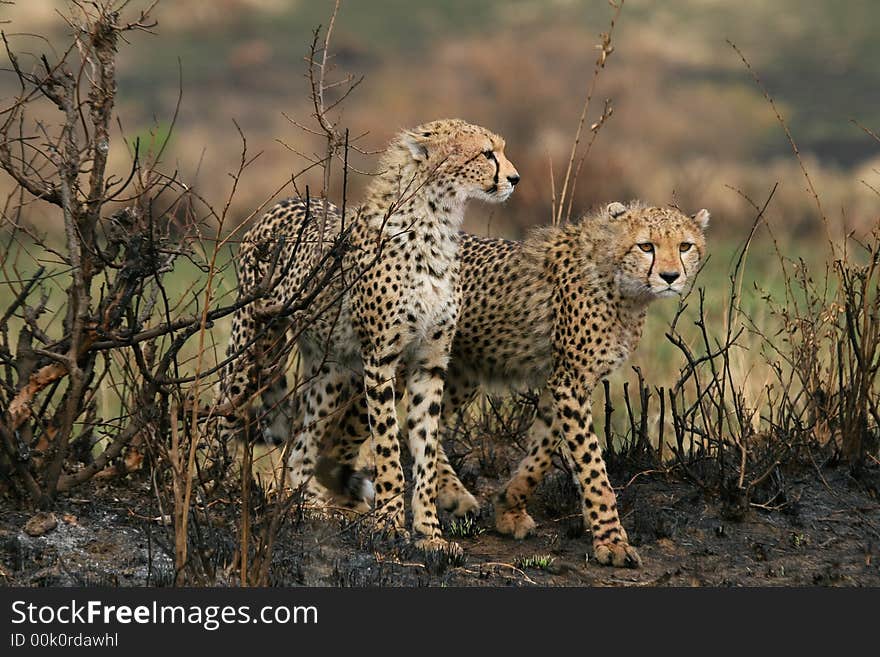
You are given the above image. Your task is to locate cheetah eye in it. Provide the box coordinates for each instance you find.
[637,243,654,253]
[482,150,495,160]
[679,242,693,253]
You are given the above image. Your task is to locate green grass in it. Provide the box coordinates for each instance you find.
[0,229,832,432]
[593,228,839,447]
[0,232,240,428]
[447,515,486,538]
[619,232,827,375]
[514,553,555,571]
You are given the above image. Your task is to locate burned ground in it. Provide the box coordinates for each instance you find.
[2,436,877,588]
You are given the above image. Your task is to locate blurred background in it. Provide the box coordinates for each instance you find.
[1,0,879,388]
[3,0,878,237]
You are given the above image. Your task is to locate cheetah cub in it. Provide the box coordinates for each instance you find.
[328,201,708,566]
[217,119,519,551]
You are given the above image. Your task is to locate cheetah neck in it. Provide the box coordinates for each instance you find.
[357,167,467,276]
[529,224,650,352]
[361,163,466,224]
[613,292,649,349]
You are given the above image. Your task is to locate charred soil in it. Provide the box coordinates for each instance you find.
[2,447,878,587]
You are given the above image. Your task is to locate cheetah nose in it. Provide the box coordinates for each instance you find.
[507,173,520,186]
[660,271,680,284]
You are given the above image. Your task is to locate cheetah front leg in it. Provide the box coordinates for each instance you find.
[495,377,640,567]
[405,338,457,552]
[326,374,403,472]
[320,372,478,519]
[550,375,641,568]
[362,357,407,536]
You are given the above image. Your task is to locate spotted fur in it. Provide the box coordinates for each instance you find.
[216,119,519,551]
[327,201,708,566]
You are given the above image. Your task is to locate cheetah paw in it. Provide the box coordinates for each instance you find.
[376,523,409,543]
[592,541,642,568]
[438,487,480,517]
[415,536,462,558]
[371,506,408,541]
[495,507,536,539]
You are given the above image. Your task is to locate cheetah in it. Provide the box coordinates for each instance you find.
[322,201,709,566]
[216,119,519,551]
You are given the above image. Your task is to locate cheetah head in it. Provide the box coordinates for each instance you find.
[605,201,709,300]
[396,119,520,203]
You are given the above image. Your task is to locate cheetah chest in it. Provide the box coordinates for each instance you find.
[404,270,458,341]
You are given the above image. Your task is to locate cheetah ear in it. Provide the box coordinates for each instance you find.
[401,130,429,162]
[607,202,628,219]
[693,208,710,230]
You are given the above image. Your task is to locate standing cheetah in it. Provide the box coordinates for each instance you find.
[216,119,519,550]
[323,201,708,566]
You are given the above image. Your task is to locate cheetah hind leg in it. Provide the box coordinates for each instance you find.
[317,444,479,519]
[492,389,557,539]
[257,371,294,446]
[314,455,375,514]
[435,446,479,517]
[287,363,354,509]
[313,380,381,515]
[435,372,481,517]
